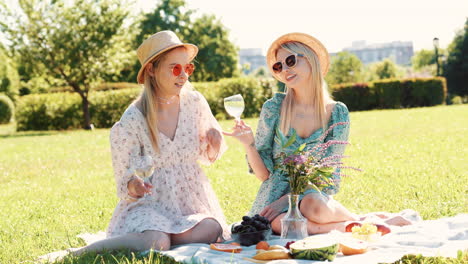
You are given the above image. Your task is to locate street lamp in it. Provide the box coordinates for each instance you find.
[433,37,440,76]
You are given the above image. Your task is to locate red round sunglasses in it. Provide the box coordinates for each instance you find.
[172,63,195,76]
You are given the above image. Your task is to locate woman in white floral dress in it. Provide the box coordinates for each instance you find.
[41,31,230,260]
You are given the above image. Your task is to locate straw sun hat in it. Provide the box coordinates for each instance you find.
[136,30,198,84]
[266,32,330,79]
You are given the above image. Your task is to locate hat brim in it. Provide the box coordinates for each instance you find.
[266,32,330,80]
[137,43,198,84]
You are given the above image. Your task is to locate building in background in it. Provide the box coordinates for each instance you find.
[331,40,414,65]
[239,48,266,74]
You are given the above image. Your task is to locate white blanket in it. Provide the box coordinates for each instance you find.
[78,214,468,264]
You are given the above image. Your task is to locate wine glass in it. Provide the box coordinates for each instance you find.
[130,155,155,200]
[224,94,245,121]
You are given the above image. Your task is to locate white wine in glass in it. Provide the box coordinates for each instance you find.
[224,94,245,120]
[131,155,155,199]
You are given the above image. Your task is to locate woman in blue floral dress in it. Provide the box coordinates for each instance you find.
[224,33,413,235]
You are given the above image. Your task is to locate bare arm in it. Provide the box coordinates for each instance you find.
[223,120,270,181]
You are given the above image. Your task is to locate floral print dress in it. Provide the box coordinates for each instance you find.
[248,93,350,216]
[106,90,230,240]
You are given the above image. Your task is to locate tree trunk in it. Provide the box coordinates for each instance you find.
[81,95,92,130]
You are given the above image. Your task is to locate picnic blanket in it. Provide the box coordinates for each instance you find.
[77,213,468,264]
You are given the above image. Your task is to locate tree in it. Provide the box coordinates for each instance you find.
[443,18,468,96]
[412,49,437,70]
[188,14,239,82]
[0,44,20,100]
[325,52,363,85]
[131,0,238,83]
[373,59,399,80]
[0,0,136,129]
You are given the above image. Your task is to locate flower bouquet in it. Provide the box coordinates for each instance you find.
[274,122,360,239]
[274,122,358,195]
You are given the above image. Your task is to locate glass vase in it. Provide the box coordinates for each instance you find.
[280,194,308,240]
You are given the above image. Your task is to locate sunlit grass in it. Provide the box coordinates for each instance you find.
[0,104,467,263]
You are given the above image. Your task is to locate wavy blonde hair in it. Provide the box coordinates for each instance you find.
[278,41,332,135]
[137,47,193,153]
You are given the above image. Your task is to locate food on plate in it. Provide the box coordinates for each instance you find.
[345,222,362,232]
[289,235,339,261]
[351,222,377,235]
[209,243,242,253]
[255,241,269,250]
[351,222,383,241]
[252,249,291,260]
[339,238,369,255]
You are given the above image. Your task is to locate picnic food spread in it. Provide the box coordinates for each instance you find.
[211,220,391,261]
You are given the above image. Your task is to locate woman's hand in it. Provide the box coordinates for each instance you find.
[206,128,222,152]
[127,177,153,199]
[259,197,288,222]
[222,119,254,147]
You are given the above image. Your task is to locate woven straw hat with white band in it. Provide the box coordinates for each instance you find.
[136,30,198,84]
[266,32,330,80]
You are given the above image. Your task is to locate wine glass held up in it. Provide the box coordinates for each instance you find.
[224,94,245,121]
[129,155,155,200]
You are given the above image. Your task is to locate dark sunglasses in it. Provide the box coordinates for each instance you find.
[172,63,195,76]
[272,53,304,74]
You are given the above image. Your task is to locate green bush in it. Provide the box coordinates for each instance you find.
[89,88,141,128]
[331,82,377,111]
[16,93,82,131]
[401,77,447,107]
[0,93,14,124]
[16,88,141,131]
[373,79,402,109]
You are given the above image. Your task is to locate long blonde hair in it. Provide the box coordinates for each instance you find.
[137,47,192,153]
[278,41,332,135]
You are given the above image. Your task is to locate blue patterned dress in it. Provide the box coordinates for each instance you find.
[248,93,350,216]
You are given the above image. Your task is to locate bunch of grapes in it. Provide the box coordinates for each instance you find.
[351,223,377,235]
[232,214,271,234]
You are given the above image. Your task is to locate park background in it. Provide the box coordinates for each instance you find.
[0,0,467,263]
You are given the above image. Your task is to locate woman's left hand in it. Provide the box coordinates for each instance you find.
[206,128,222,151]
[260,198,288,222]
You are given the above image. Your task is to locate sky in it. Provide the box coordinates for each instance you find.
[136,0,468,54]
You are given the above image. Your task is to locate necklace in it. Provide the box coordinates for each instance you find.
[295,112,313,118]
[156,95,177,105]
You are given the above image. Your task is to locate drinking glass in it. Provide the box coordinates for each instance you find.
[224,94,245,121]
[130,155,155,200]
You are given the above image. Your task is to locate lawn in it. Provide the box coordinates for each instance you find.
[0,104,467,264]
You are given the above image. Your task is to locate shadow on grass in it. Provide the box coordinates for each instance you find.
[0,131,60,139]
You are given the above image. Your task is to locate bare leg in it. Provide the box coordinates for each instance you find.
[299,193,359,224]
[73,230,171,254]
[171,218,222,245]
[271,213,348,235]
[38,231,171,262]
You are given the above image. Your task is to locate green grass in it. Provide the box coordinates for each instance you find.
[0,104,467,264]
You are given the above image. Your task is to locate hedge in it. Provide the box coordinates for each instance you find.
[16,89,140,131]
[331,77,446,111]
[16,77,277,131]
